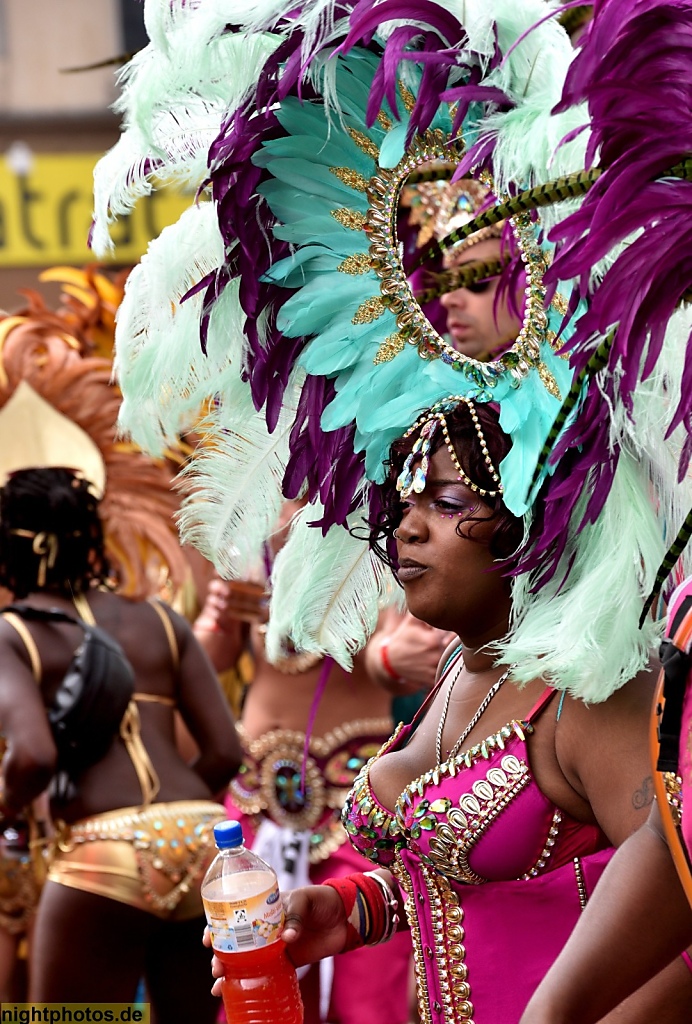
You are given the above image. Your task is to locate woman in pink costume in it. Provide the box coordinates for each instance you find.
[211,400,692,1024]
[94,0,692,1018]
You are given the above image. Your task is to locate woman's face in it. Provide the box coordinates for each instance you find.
[394,444,511,641]
[439,238,522,361]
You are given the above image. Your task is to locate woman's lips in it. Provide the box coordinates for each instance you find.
[396,565,428,582]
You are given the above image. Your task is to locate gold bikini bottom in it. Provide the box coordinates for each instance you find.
[47,800,226,921]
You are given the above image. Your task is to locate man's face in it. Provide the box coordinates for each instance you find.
[439,238,523,361]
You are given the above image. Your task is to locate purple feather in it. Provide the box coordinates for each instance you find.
[283,375,365,529]
[519,0,692,585]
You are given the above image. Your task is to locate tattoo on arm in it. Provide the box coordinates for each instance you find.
[632,775,654,811]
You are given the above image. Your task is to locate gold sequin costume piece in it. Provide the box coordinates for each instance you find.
[228,719,393,864]
[47,801,226,920]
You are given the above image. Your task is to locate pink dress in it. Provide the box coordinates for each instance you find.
[342,652,614,1024]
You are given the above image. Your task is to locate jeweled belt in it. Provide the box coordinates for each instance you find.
[229,719,393,862]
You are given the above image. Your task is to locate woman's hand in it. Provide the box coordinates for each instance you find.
[203,927,225,998]
[366,610,456,693]
[281,884,348,966]
[197,577,269,629]
[205,885,347,995]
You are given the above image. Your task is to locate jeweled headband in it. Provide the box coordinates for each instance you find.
[397,397,503,500]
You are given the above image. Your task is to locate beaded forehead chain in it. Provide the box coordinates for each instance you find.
[396,396,504,500]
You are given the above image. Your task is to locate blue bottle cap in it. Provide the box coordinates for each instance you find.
[213,819,244,849]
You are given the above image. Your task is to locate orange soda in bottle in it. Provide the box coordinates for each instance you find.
[202,819,304,1024]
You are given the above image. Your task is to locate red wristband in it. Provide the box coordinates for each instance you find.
[379,638,403,683]
[322,876,367,952]
[323,872,397,950]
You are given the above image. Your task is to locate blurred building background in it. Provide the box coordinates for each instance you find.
[0,0,189,309]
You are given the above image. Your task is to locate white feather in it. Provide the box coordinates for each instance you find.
[92,3,280,253]
[115,201,233,454]
[266,502,394,670]
[177,368,305,578]
[498,454,665,701]
[498,309,692,699]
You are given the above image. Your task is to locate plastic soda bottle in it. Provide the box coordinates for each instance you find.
[202,819,304,1024]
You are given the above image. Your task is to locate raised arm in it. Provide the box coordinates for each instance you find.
[193,576,252,675]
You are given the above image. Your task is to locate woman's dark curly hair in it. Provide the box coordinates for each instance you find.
[368,401,524,572]
[0,468,109,597]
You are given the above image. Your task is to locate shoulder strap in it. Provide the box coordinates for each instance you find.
[0,602,90,684]
[69,596,163,806]
[119,700,161,807]
[149,599,180,673]
[1,612,42,683]
[524,686,558,724]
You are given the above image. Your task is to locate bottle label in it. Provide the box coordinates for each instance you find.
[204,881,284,953]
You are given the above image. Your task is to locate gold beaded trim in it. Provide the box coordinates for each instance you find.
[396,721,533,823]
[537,361,562,400]
[392,858,434,1024]
[395,855,475,1024]
[331,208,367,231]
[330,166,370,191]
[439,397,502,495]
[399,395,503,498]
[352,295,387,324]
[551,291,569,316]
[364,129,553,386]
[521,809,563,879]
[337,252,372,275]
[663,772,683,827]
[437,872,474,1022]
[374,332,406,364]
[51,802,225,913]
[412,753,531,886]
[235,718,394,762]
[573,856,588,911]
[347,127,380,161]
[398,81,417,114]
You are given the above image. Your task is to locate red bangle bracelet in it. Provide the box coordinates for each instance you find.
[323,872,398,950]
[322,876,366,952]
[379,638,403,683]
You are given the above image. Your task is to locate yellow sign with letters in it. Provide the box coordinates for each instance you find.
[0,152,193,267]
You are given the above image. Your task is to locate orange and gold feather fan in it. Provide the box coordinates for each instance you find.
[0,270,189,601]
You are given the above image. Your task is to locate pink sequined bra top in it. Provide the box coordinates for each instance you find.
[343,651,607,884]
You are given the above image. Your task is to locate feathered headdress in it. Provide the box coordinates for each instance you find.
[93,0,692,698]
[0,269,189,600]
